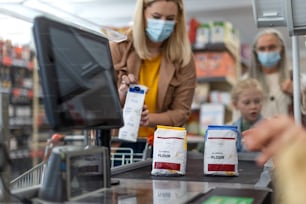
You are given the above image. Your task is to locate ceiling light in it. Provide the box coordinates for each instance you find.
[75,0,95,1]
[23,0,102,33]
[0,0,24,3]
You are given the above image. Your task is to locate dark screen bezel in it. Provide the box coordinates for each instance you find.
[32,16,123,131]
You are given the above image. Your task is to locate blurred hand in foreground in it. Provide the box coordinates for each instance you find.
[242,115,306,166]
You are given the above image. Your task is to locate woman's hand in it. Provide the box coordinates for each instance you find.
[281,79,293,95]
[140,104,150,126]
[242,115,306,166]
[118,74,137,105]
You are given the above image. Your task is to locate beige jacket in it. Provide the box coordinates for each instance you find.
[109,39,196,127]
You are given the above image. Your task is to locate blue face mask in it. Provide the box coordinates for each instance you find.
[257,51,281,68]
[146,18,176,43]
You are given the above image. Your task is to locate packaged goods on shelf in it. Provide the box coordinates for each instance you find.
[194,51,236,79]
[194,23,211,49]
[188,17,201,45]
[0,37,35,155]
[199,103,225,135]
[209,90,231,106]
[185,109,200,135]
[210,21,239,49]
[192,83,210,109]
[185,19,242,137]
[191,20,240,52]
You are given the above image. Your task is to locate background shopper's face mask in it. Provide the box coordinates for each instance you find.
[257,51,281,68]
[146,18,175,43]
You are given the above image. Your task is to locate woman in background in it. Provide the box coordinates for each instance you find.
[110,0,196,145]
[248,28,293,118]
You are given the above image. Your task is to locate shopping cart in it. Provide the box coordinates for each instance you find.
[10,161,45,191]
[111,147,144,167]
[9,135,150,191]
[9,133,64,191]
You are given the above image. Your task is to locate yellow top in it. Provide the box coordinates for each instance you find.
[157,125,186,131]
[138,55,161,137]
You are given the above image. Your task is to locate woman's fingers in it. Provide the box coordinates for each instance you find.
[118,74,136,104]
[281,79,293,95]
[121,74,136,85]
[140,105,149,126]
[127,73,136,83]
[119,74,137,94]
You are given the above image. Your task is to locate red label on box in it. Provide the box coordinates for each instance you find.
[208,164,235,171]
[154,162,181,171]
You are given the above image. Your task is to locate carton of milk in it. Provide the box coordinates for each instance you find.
[118,84,148,142]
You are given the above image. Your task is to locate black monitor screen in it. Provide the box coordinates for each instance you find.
[32,16,123,131]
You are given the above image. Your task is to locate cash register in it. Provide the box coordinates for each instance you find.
[32,16,123,202]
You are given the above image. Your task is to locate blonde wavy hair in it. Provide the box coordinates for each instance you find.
[128,0,192,67]
[231,78,265,104]
[249,28,289,92]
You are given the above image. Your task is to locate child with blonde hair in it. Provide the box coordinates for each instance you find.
[231,78,265,152]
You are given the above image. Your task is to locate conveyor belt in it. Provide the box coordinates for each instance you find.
[113,154,264,185]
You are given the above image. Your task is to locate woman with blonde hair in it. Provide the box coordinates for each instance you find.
[248,28,292,118]
[110,0,196,141]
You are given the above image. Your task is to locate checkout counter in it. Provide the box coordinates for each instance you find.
[108,152,272,204]
[5,149,272,203]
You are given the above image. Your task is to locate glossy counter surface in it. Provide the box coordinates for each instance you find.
[73,178,271,204]
[72,152,271,203]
